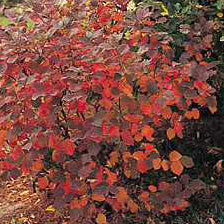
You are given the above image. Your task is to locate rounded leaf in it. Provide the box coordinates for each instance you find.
[152,158,161,170]
[161,160,170,171]
[170,160,184,175]
[148,185,157,192]
[191,108,200,119]
[167,128,175,140]
[169,150,182,162]
[38,176,49,189]
[92,193,105,202]
[96,213,107,224]
[180,156,194,168]
[128,200,139,213]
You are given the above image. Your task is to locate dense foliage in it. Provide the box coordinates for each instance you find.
[0,0,222,223]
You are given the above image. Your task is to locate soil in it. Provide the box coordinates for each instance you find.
[0,175,69,224]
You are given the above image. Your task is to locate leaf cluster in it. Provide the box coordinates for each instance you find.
[0,0,220,222]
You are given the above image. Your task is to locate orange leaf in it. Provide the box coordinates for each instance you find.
[139,191,149,202]
[184,110,193,119]
[96,213,107,224]
[142,125,154,141]
[108,151,119,167]
[124,169,131,178]
[152,158,161,170]
[169,150,182,162]
[122,152,131,162]
[120,82,133,97]
[105,168,117,185]
[161,107,172,119]
[133,151,146,160]
[31,160,43,171]
[79,197,88,207]
[38,176,49,189]
[99,98,112,109]
[170,160,184,175]
[166,128,175,140]
[161,160,170,171]
[134,132,143,142]
[0,130,7,147]
[191,108,200,119]
[92,193,105,202]
[124,114,143,123]
[116,187,128,203]
[215,159,223,173]
[128,200,139,213]
[174,199,190,210]
[148,185,157,193]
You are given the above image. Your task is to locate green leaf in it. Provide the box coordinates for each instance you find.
[0,16,13,26]
[216,0,224,10]
[220,36,224,42]
[26,18,35,30]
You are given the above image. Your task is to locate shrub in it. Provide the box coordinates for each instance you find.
[0,0,219,222]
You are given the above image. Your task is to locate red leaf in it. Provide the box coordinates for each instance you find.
[64,177,71,194]
[102,120,108,135]
[62,139,75,156]
[38,102,49,117]
[78,98,86,112]
[137,160,148,173]
[109,124,120,137]
[121,129,134,145]
[38,176,49,189]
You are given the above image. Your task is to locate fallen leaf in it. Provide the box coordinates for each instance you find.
[96,213,107,224]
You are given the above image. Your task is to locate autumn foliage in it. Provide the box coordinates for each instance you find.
[0,0,219,222]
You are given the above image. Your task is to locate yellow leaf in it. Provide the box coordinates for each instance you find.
[46,205,56,212]
[96,213,107,224]
[127,0,136,11]
[217,12,223,18]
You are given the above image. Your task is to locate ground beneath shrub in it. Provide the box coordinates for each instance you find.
[0,175,69,224]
